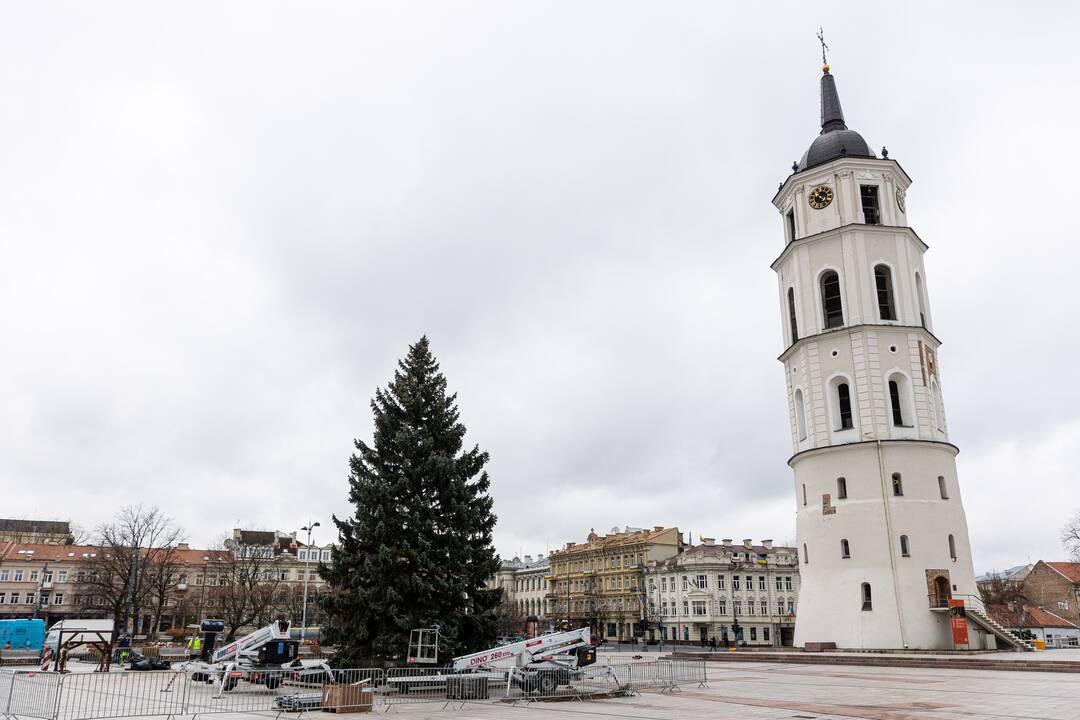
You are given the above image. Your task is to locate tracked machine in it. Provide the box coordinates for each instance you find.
[388,627,597,697]
[182,618,332,695]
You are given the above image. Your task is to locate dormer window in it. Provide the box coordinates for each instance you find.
[860,185,881,225]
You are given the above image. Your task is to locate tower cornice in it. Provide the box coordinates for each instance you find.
[787,438,960,468]
[777,322,942,363]
[770,223,927,271]
[772,157,912,206]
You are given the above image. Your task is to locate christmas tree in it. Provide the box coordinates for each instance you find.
[320,336,502,666]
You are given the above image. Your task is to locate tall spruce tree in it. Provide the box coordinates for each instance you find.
[320,336,502,666]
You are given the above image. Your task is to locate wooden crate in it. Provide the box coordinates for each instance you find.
[321,679,374,713]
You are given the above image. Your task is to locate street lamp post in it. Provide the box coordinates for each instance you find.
[300,522,321,645]
[31,562,49,621]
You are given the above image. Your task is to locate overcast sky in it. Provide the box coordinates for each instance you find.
[2,2,1077,575]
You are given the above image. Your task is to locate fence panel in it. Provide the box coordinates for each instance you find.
[384,666,491,705]
[274,668,381,713]
[56,671,186,720]
[608,660,706,692]
[5,670,61,720]
[6,660,706,718]
[185,666,321,716]
[664,659,706,688]
[1,670,11,715]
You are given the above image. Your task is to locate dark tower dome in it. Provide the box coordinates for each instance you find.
[797,65,874,172]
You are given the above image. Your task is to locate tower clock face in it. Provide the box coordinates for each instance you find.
[808,185,833,209]
[896,188,906,213]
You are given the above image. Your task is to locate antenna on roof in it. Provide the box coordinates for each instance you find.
[816,27,830,72]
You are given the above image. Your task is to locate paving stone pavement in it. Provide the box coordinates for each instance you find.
[295,660,1080,720]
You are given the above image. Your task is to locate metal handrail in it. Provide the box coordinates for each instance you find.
[952,593,986,616]
[926,592,985,615]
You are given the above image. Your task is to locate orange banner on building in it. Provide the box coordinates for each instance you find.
[948,598,969,646]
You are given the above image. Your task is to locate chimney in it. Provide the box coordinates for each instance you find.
[762,539,773,549]
[654,526,664,531]
[176,543,190,551]
[743,539,753,549]
[524,555,533,564]
[722,538,733,546]
[701,537,715,546]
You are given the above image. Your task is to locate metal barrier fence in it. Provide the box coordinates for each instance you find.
[1,660,705,719]
[3,670,62,720]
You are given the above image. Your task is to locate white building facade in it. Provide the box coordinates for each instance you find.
[645,539,799,647]
[512,555,551,622]
[773,63,980,649]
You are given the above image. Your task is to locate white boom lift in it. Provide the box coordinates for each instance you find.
[390,627,597,696]
[183,618,332,695]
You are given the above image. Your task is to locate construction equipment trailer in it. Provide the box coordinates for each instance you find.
[388,627,596,697]
[183,619,331,694]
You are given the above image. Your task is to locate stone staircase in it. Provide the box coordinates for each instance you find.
[963,603,1035,652]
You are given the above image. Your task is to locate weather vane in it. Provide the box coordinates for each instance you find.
[817,26,829,68]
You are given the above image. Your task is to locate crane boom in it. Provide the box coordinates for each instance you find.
[211,620,291,664]
[451,627,591,671]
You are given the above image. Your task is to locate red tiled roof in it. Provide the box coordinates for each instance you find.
[0,542,102,561]
[171,549,230,566]
[1025,606,1080,629]
[1047,562,1080,584]
[0,543,228,566]
[988,604,1079,629]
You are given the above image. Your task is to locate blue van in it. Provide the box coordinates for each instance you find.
[0,619,45,652]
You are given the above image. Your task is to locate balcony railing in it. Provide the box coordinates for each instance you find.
[928,593,950,609]
[928,592,985,615]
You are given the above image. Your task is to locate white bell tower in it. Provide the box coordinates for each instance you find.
[772,60,979,649]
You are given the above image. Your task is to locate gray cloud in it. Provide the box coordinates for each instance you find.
[1,2,1077,575]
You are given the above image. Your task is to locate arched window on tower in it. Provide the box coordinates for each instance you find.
[930,379,945,431]
[874,265,897,321]
[915,272,928,329]
[788,287,799,342]
[802,543,809,564]
[836,477,847,499]
[820,271,844,329]
[861,582,873,611]
[836,382,853,430]
[840,539,850,558]
[938,476,949,500]
[888,380,904,426]
[900,535,910,557]
[886,372,915,433]
[948,534,957,561]
[891,473,904,497]
[794,389,807,441]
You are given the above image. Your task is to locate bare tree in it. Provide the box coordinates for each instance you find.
[980,572,1033,636]
[144,551,187,640]
[205,543,282,640]
[266,583,326,628]
[494,596,525,638]
[1063,511,1080,562]
[75,506,185,637]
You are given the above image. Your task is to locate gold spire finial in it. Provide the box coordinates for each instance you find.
[817,27,829,73]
